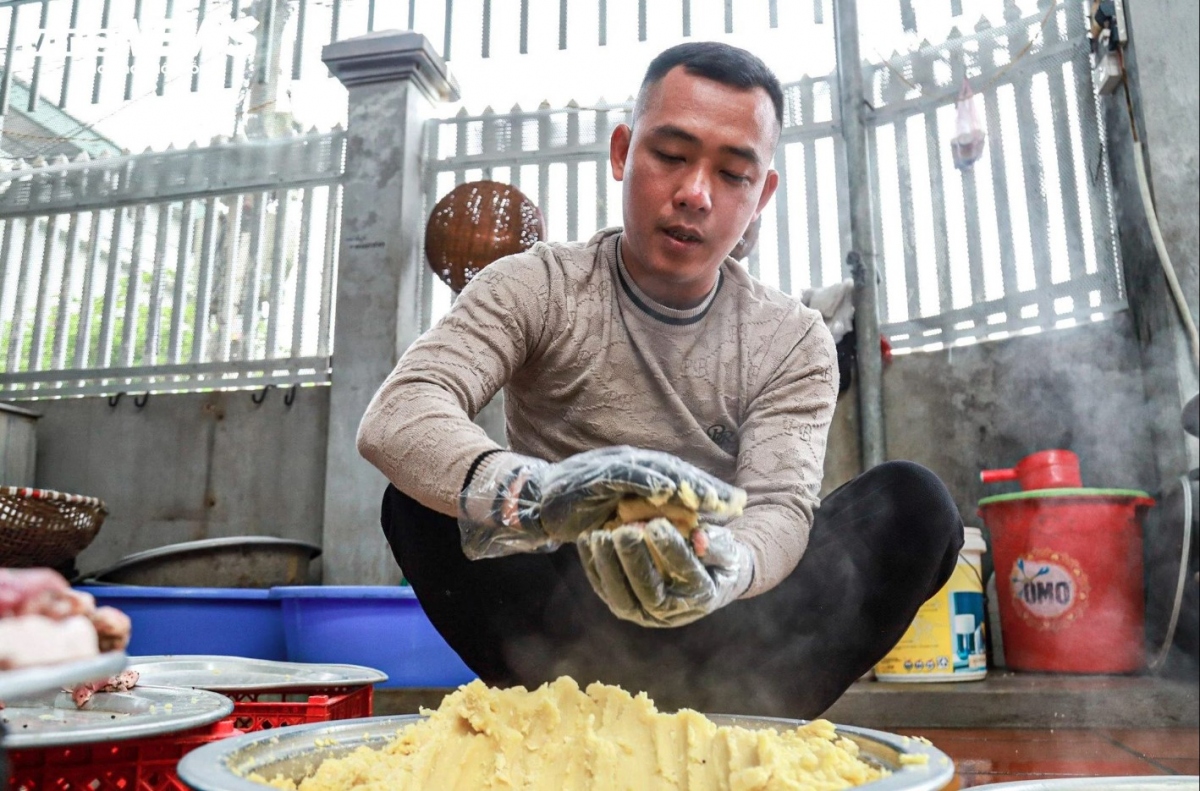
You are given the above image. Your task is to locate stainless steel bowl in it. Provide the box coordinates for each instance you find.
[86,537,322,588]
[178,713,955,791]
[970,779,1199,790]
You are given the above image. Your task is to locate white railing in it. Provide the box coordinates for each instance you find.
[0,128,343,398]
[422,2,1123,353]
[0,0,814,115]
[864,0,1123,351]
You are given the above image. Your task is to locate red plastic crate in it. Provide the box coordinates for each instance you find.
[224,684,373,732]
[7,719,241,791]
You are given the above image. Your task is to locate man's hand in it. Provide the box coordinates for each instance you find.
[457,446,745,560]
[537,446,745,537]
[576,519,753,627]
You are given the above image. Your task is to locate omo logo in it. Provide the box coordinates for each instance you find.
[1017,567,1072,609]
[1009,549,1090,630]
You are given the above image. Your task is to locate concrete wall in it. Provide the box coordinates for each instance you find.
[0,402,40,487]
[26,380,502,581]
[821,313,1160,519]
[1109,0,1200,671]
[32,386,330,577]
[1125,0,1199,323]
[1108,0,1200,487]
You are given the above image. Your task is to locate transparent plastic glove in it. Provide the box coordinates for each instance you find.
[458,447,746,560]
[576,519,753,628]
[456,452,551,559]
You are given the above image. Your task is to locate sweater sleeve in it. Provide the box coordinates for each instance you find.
[356,247,555,516]
[729,312,838,598]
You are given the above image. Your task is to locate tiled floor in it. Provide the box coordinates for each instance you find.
[897,728,1200,788]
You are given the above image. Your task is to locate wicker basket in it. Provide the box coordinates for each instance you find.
[0,487,107,568]
[424,180,546,293]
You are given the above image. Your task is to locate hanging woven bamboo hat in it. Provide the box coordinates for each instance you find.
[424,180,546,293]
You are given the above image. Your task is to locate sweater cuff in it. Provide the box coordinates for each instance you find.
[461,448,507,494]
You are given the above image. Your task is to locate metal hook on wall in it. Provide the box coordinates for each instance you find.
[283,384,298,407]
[108,392,125,408]
[134,392,151,409]
[251,385,273,405]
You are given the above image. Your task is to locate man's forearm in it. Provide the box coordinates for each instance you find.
[357,378,501,517]
[727,500,814,598]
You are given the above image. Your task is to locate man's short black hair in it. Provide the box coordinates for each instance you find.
[637,41,784,128]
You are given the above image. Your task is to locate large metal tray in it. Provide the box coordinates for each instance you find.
[0,684,233,748]
[178,713,955,791]
[127,656,388,692]
[85,537,322,588]
[0,651,127,702]
[971,779,1199,790]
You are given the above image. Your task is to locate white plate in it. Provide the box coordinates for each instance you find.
[0,684,232,748]
[127,655,387,691]
[0,652,127,701]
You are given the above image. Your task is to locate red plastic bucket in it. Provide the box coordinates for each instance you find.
[978,488,1154,674]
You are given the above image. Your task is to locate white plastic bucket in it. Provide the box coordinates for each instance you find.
[875,526,988,682]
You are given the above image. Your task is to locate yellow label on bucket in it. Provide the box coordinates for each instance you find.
[875,558,987,681]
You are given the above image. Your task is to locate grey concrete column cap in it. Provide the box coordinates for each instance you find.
[322,30,461,103]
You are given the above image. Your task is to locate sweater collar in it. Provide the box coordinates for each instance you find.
[612,234,722,326]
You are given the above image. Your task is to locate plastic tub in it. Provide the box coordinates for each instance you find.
[876,527,989,682]
[270,586,477,688]
[74,585,286,660]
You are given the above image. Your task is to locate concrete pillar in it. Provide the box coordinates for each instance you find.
[320,31,459,585]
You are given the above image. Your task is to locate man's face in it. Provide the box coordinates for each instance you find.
[611,66,780,299]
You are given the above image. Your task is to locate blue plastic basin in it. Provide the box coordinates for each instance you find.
[74,585,286,660]
[269,586,477,688]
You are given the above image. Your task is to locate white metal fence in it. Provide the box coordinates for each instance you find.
[0,128,343,398]
[422,1,1123,354]
[0,0,822,114]
[0,0,365,113]
[865,0,1123,351]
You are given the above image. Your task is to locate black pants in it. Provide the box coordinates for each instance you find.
[382,460,963,718]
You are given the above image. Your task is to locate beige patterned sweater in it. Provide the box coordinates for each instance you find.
[357,228,837,597]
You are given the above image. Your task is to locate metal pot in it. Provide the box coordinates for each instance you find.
[178,713,955,791]
[84,537,321,588]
